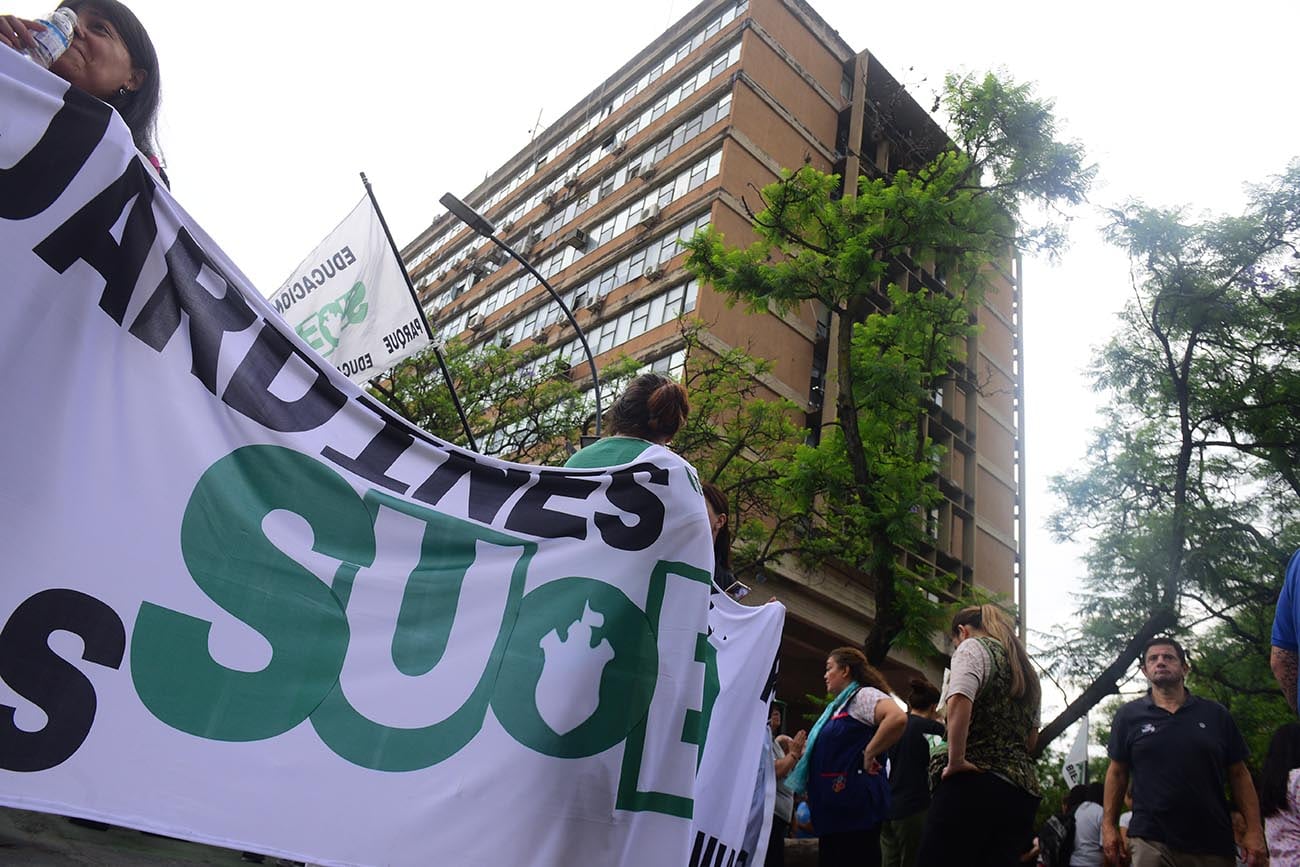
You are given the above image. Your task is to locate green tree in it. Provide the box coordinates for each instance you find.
[671,322,806,577]
[369,319,806,526]
[369,338,637,464]
[685,71,1092,664]
[1041,162,1300,754]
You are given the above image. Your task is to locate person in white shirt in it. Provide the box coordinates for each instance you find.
[1068,783,1105,867]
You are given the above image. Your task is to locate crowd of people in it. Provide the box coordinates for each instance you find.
[569,375,1300,867]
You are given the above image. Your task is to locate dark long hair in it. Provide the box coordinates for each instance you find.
[828,646,890,694]
[701,481,731,574]
[59,0,162,161]
[606,373,688,442]
[1261,722,1300,818]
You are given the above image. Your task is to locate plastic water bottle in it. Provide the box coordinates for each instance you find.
[23,8,77,68]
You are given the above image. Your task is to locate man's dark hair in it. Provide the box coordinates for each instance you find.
[1064,784,1089,811]
[1139,635,1187,666]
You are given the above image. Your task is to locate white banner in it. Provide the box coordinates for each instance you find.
[268,194,430,383]
[1062,714,1089,788]
[0,49,780,867]
[691,593,784,866]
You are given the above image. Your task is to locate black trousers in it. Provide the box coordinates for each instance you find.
[765,817,788,867]
[914,772,1039,867]
[818,824,882,867]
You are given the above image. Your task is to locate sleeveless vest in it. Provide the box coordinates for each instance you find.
[807,687,892,834]
[964,637,1040,796]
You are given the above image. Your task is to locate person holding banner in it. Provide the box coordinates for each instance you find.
[564,373,689,468]
[702,481,734,591]
[786,646,906,867]
[2,0,165,182]
[915,604,1042,867]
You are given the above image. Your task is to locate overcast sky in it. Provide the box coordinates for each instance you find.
[67,0,1300,706]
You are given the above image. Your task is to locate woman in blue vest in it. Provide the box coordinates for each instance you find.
[787,646,906,867]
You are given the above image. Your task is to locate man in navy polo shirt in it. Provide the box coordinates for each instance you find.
[1101,637,1265,866]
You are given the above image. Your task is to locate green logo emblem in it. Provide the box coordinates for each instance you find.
[296,281,368,357]
[491,578,658,758]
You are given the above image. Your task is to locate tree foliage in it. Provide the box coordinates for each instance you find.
[670,322,806,577]
[685,71,1092,664]
[1042,161,1300,754]
[368,338,638,464]
[368,320,805,518]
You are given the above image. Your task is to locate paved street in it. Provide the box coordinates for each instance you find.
[0,808,267,866]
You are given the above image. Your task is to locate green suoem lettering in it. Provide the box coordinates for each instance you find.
[308,490,533,772]
[131,445,375,741]
[616,560,712,818]
[680,632,718,769]
[491,577,657,759]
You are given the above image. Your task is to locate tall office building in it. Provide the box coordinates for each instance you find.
[401,0,1026,710]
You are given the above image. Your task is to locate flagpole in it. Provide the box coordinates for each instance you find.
[360,172,477,452]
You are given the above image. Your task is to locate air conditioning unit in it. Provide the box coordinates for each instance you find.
[639,204,662,227]
[500,220,515,233]
[486,248,509,266]
[640,165,658,182]
[528,226,545,248]
[588,294,607,312]
[643,265,665,282]
[611,137,627,156]
[626,163,643,181]
[562,228,590,251]
[564,171,582,188]
[534,330,550,344]
[467,313,485,331]
[469,262,489,278]
[542,191,558,207]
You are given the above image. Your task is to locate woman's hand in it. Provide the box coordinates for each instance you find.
[862,752,883,774]
[789,729,807,760]
[1,15,43,52]
[941,757,982,779]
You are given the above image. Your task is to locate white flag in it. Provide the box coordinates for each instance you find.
[1062,715,1089,788]
[268,195,430,383]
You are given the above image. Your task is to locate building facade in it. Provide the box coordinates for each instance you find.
[400,0,1027,714]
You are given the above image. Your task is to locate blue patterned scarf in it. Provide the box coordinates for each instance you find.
[785,681,859,794]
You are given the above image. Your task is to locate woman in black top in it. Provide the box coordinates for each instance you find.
[880,678,944,867]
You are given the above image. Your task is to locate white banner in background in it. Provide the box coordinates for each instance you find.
[1062,715,1090,788]
[269,195,430,383]
[0,48,781,867]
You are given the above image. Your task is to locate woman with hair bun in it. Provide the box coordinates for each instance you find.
[564,372,689,468]
[786,646,906,867]
[916,604,1042,866]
